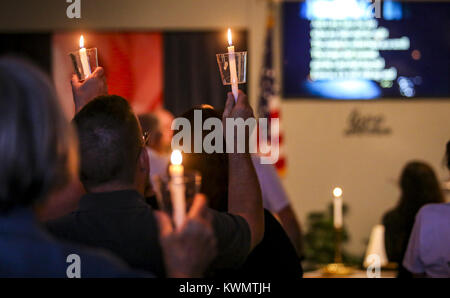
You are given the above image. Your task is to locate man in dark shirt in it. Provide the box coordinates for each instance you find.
[47,189,166,276]
[0,58,215,278]
[47,78,263,276]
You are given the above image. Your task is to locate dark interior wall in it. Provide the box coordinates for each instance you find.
[0,30,247,116]
[163,31,248,116]
[0,33,52,75]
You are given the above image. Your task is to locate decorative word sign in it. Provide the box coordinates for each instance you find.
[344,109,392,136]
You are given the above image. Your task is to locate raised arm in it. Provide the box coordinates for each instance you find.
[71,67,108,114]
[222,90,264,251]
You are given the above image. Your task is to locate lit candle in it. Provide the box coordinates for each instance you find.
[227,28,239,102]
[79,35,91,78]
[333,187,343,229]
[169,150,185,229]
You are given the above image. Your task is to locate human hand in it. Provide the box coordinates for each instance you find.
[222,90,256,153]
[156,194,217,278]
[71,67,107,113]
[222,90,254,122]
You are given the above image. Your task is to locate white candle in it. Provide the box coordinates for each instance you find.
[333,187,343,229]
[169,150,185,229]
[227,28,239,102]
[79,35,91,78]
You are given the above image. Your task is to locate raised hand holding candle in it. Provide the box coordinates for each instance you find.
[227,28,239,102]
[69,36,98,81]
[333,187,343,229]
[169,150,186,229]
[79,35,91,78]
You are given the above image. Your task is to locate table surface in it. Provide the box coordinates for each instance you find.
[303,269,397,278]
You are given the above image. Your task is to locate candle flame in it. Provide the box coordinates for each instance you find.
[333,187,343,198]
[227,28,232,46]
[171,150,182,166]
[79,35,85,49]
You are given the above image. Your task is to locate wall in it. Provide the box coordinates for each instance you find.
[272,2,450,255]
[282,101,450,254]
[1,0,449,255]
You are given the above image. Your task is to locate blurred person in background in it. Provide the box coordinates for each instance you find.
[382,161,445,277]
[152,109,174,155]
[138,113,169,180]
[401,141,450,278]
[180,104,303,278]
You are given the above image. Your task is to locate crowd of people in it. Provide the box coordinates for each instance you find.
[0,57,448,278]
[0,58,301,278]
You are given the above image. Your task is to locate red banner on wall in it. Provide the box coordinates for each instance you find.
[52,32,163,119]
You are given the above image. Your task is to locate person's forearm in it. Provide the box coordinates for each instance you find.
[278,206,304,258]
[71,67,107,116]
[228,153,264,250]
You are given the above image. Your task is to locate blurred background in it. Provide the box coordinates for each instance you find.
[0,0,449,263]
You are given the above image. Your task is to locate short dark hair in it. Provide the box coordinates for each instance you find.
[0,57,74,213]
[399,161,444,211]
[178,105,229,212]
[73,95,142,190]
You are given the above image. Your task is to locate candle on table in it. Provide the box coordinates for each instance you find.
[333,187,343,229]
[227,28,239,102]
[79,35,91,78]
[169,150,186,229]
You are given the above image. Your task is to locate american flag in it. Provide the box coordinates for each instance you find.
[257,10,286,175]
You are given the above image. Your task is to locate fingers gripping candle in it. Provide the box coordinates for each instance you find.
[169,150,186,229]
[227,29,239,102]
[79,35,91,78]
